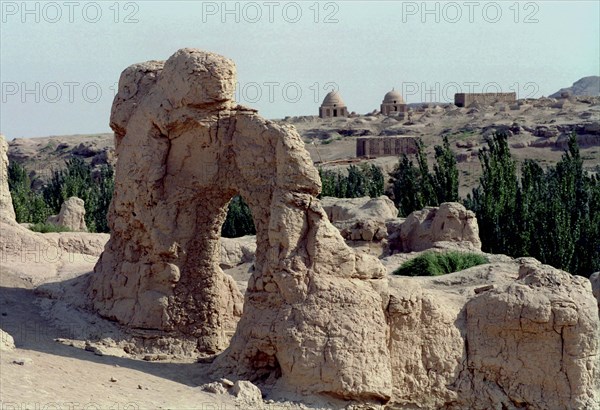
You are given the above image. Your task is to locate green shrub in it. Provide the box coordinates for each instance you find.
[7,162,52,223]
[9,157,115,233]
[393,251,488,276]
[42,158,114,233]
[29,222,72,233]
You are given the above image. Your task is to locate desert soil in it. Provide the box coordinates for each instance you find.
[0,252,343,409]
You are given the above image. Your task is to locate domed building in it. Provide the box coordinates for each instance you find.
[319,90,348,118]
[381,88,408,117]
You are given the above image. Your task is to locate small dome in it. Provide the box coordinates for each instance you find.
[383,89,405,104]
[322,91,346,106]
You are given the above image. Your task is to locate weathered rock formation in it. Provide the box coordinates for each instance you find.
[550,76,600,98]
[220,235,256,269]
[390,202,481,253]
[83,49,600,407]
[387,258,600,409]
[322,196,398,223]
[387,277,466,408]
[0,329,15,351]
[321,196,398,242]
[43,231,109,257]
[591,272,600,316]
[0,217,107,283]
[463,261,599,409]
[88,48,390,400]
[0,135,16,223]
[47,196,87,232]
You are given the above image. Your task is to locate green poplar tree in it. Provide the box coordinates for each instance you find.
[433,136,459,203]
[464,132,519,254]
[7,162,51,223]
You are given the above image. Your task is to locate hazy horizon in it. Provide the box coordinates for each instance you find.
[1,0,599,139]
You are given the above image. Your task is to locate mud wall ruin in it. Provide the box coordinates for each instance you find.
[356,136,419,157]
[454,92,516,107]
[88,48,391,400]
[89,48,599,406]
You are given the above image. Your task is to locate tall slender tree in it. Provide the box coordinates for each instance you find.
[7,162,51,223]
[466,133,599,277]
[390,137,458,217]
[464,132,519,254]
[433,136,459,203]
[318,164,385,199]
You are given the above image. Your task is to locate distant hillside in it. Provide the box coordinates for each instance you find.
[550,76,600,98]
[7,96,600,197]
[7,133,114,187]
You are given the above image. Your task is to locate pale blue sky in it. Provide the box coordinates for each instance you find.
[1,0,599,138]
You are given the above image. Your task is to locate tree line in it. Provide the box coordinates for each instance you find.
[319,163,385,199]
[8,158,114,233]
[463,133,599,278]
[389,133,599,278]
[8,134,598,277]
[388,136,459,217]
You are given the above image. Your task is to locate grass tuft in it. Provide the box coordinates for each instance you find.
[393,251,488,276]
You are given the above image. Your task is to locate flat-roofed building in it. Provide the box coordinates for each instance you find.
[454,92,516,107]
[356,136,419,157]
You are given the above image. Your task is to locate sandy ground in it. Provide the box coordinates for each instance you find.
[0,235,371,410]
[0,258,248,410]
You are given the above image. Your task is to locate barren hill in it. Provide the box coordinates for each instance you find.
[550,76,600,98]
[7,133,114,187]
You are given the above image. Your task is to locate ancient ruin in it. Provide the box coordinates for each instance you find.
[387,258,599,409]
[47,196,87,232]
[88,48,390,399]
[318,90,349,118]
[356,136,419,157]
[85,48,599,406]
[322,196,397,242]
[380,89,407,117]
[454,92,516,107]
[395,202,482,252]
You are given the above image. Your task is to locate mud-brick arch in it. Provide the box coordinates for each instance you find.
[88,48,392,401]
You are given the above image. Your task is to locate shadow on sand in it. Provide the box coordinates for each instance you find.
[0,273,217,388]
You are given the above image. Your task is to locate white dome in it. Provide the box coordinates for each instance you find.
[383,89,405,104]
[322,91,346,106]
